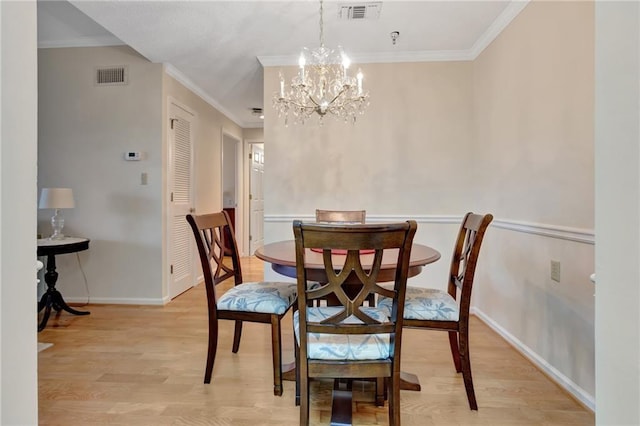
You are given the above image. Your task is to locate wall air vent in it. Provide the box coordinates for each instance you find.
[339,2,382,20]
[95,66,128,86]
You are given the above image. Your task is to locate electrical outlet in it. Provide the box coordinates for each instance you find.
[551,260,561,282]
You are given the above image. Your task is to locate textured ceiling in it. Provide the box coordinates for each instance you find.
[37,1,528,128]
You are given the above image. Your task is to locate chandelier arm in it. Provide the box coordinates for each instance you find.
[326,87,349,106]
[298,85,323,109]
[279,97,317,112]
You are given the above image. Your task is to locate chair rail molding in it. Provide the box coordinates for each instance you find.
[264,215,595,245]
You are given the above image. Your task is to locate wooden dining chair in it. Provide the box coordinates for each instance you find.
[314,209,372,307]
[186,211,297,396]
[293,220,417,426]
[378,212,493,410]
[315,209,366,224]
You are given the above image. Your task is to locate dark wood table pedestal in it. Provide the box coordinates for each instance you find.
[37,238,90,331]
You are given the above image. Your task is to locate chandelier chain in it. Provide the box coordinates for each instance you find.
[319,0,325,47]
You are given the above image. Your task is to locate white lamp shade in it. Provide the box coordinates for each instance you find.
[39,188,75,209]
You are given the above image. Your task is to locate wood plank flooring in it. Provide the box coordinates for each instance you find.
[38,257,594,425]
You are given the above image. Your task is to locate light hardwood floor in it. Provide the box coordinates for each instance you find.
[38,257,593,425]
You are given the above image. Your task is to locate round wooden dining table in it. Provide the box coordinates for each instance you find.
[254,240,441,392]
[255,240,440,283]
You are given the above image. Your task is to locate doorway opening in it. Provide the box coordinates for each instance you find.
[222,131,242,255]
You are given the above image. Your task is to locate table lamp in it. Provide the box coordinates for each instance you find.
[39,188,75,240]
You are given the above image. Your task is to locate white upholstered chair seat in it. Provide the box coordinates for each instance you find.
[217,282,297,315]
[294,306,392,360]
[378,286,460,321]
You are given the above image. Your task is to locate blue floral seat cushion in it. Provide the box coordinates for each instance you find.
[217,282,297,315]
[294,306,392,360]
[378,286,460,321]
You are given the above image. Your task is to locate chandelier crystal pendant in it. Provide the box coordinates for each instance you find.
[273,0,369,125]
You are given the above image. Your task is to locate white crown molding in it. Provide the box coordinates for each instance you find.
[352,50,473,64]
[469,0,531,59]
[258,1,531,67]
[163,63,247,128]
[38,36,125,49]
[265,214,595,244]
[258,50,473,67]
[472,307,595,412]
[244,120,265,129]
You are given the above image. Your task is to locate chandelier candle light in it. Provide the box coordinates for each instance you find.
[273,0,369,125]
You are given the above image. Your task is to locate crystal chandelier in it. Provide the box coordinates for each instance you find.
[273,0,369,125]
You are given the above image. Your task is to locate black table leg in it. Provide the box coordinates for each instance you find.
[38,254,89,332]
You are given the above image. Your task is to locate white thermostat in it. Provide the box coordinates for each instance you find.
[124,151,142,161]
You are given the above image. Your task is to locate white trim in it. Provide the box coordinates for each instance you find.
[244,138,264,255]
[63,296,168,306]
[221,129,244,256]
[491,219,595,245]
[468,1,530,59]
[37,36,125,49]
[264,214,462,224]
[264,214,595,244]
[258,50,473,67]
[164,63,246,128]
[472,307,595,412]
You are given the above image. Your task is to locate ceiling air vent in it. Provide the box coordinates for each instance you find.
[339,2,382,20]
[95,66,128,86]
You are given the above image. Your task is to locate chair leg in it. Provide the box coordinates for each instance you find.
[448,330,462,373]
[388,373,401,426]
[375,377,385,407]
[204,318,219,384]
[270,315,283,396]
[299,363,310,426]
[232,320,242,353]
[295,338,301,406]
[459,329,478,410]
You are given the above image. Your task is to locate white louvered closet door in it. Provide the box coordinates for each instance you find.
[169,102,195,299]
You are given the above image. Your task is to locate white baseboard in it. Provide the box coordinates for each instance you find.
[63,296,168,306]
[472,307,595,412]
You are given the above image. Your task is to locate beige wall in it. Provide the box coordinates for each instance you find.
[38,45,246,304]
[265,61,474,217]
[243,127,264,141]
[263,1,595,407]
[472,0,595,401]
[472,1,594,227]
[38,45,165,303]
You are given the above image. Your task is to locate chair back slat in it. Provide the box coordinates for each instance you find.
[315,209,366,224]
[186,211,243,310]
[294,220,417,339]
[448,213,493,309]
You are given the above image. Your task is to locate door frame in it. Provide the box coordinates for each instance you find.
[244,138,264,256]
[221,129,244,256]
